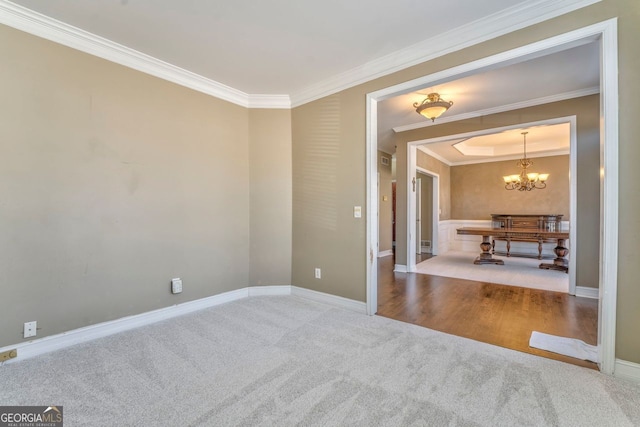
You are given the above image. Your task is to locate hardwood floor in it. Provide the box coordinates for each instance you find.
[377,253,599,369]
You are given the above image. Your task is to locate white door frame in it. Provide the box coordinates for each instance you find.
[405,116,577,295]
[415,177,422,255]
[366,19,618,374]
[407,159,440,272]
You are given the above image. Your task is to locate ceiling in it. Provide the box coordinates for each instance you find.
[417,122,571,166]
[4,0,599,159]
[378,42,600,155]
[9,0,532,94]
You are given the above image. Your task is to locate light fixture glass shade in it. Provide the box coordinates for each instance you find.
[503,131,549,191]
[413,93,453,122]
[418,106,448,120]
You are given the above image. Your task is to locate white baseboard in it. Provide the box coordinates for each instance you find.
[0,284,369,364]
[377,249,393,258]
[394,264,408,273]
[575,286,599,299]
[248,285,291,296]
[291,286,367,314]
[615,359,640,383]
[0,287,249,364]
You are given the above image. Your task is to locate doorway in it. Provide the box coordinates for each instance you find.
[366,20,619,373]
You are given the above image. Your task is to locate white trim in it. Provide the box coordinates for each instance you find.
[0,1,290,109]
[417,146,453,167]
[365,19,619,373]
[598,18,619,376]
[575,286,599,299]
[614,360,640,383]
[0,287,249,363]
[247,94,292,109]
[248,285,292,296]
[414,166,440,259]
[377,249,393,258]
[407,145,417,272]
[568,116,578,295]
[394,265,408,273]
[0,285,372,363]
[291,286,367,314]
[366,95,379,315]
[290,0,600,107]
[393,87,599,133]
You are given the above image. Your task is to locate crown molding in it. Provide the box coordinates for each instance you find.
[394,87,599,133]
[0,0,599,110]
[247,94,291,109]
[0,0,290,109]
[290,0,601,107]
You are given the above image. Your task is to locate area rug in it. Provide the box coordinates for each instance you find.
[415,250,568,292]
[530,331,599,363]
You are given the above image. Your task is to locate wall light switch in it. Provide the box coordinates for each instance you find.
[354,206,362,218]
[382,196,388,202]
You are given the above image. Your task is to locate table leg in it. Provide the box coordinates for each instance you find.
[474,235,504,265]
[539,238,569,273]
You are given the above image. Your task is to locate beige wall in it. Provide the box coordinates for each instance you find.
[292,1,640,361]
[3,0,639,363]
[417,150,451,220]
[292,94,366,301]
[249,109,292,286]
[451,155,570,220]
[378,151,393,253]
[417,172,433,247]
[0,24,292,348]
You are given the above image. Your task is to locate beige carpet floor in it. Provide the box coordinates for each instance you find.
[1,296,639,426]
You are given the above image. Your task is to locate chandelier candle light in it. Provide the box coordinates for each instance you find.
[503,132,549,191]
[413,93,453,122]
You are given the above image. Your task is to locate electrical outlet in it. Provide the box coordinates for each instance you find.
[24,321,37,338]
[0,349,17,362]
[171,278,183,294]
[315,268,321,279]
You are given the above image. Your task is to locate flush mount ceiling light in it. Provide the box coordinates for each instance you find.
[413,93,453,122]
[503,131,549,191]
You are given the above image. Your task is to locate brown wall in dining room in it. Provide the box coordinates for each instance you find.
[450,155,570,220]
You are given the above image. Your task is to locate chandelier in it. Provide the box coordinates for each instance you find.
[413,93,453,122]
[503,132,549,191]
